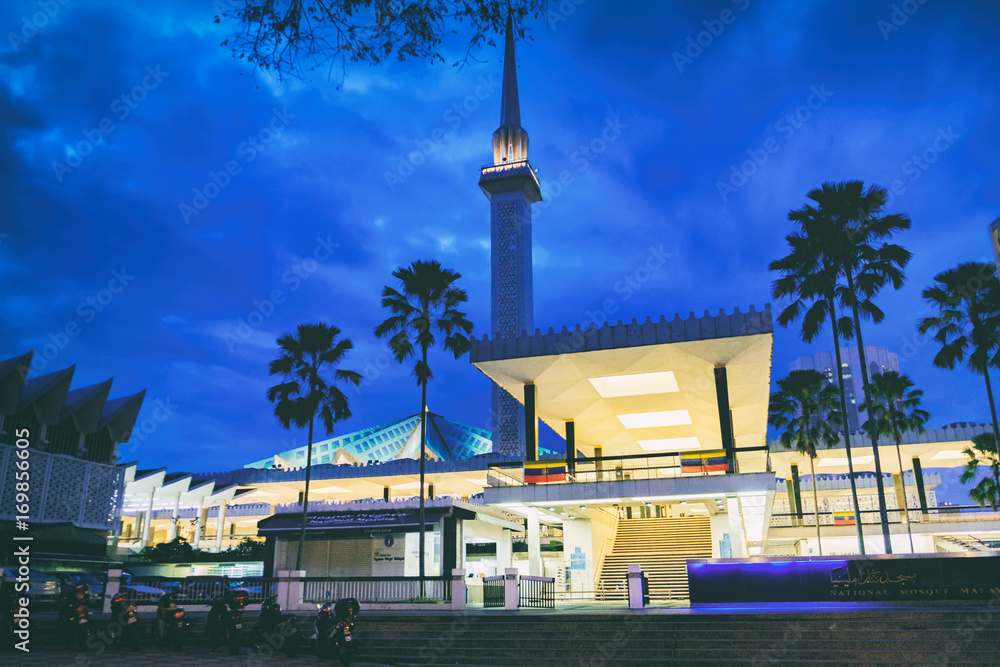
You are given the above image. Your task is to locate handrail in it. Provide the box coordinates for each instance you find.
[594,527,615,587]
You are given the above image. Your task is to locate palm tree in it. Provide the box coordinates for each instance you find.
[961,432,1000,510]
[769,370,844,556]
[860,371,929,553]
[771,217,866,553]
[917,261,1000,458]
[374,259,473,595]
[784,180,912,553]
[267,323,362,571]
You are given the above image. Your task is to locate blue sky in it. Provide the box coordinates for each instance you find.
[1,0,998,498]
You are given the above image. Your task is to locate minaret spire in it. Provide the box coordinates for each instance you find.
[492,11,529,166]
[499,12,521,129]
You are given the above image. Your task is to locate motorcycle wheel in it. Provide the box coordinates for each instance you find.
[284,634,298,658]
[228,632,240,655]
[173,633,184,652]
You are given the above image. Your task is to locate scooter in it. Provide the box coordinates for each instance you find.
[109,592,140,650]
[3,594,27,650]
[156,592,192,651]
[315,598,359,666]
[59,584,92,650]
[206,589,249,655]
[249,594,300,657]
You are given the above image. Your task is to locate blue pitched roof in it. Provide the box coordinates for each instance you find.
[246,412,493,469]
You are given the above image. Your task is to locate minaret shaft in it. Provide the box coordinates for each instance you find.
[479,12,541,458]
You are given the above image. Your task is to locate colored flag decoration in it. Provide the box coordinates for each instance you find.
[833,511,856,526]
[524,460,567,484]
[680,450,729,474]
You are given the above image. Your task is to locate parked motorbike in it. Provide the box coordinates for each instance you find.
[3,593,27,650]
[57,583,93,650]
[110,592,140,650]
[156,592,192,651]
[249,594,300,657]
[206,589,249,655]
[315,598,359,666]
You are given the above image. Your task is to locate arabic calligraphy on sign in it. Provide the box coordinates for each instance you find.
[830,563,918,588]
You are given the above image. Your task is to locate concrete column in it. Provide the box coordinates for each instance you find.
[627,564,645,609]
[714,366,736,472]
[193,504,207,549]
[140,489,156,549]
[562,518,593,593]
[912,457,929,519]
[504,568,519,610]
[214,502,228,553]
[102,569,122,614]
[383,486,390,502]
[524,383,538,462]
[285,570,306,610]
[497,530,513,571]
[566,420,576,476]
[168,492,181,541]
[789,464,803,526]
[525,507,541,576]
[451,568,467,610]
[893,473,908,524]
[595,446,603,481]
[726,496,747,558]
[428,483,435,500]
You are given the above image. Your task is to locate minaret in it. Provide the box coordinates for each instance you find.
[479,13,542,459]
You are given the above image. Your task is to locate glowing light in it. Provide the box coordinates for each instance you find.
[637,437,701,452]
[617,410,692,429]
[589,371,679,398]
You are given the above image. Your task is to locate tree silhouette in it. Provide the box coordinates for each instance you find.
[769,370,844,556]
[267,323,361,571]
[375,260,473,594]
[861,371,928,553]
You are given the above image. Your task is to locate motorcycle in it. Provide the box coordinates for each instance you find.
[3,594,27,650]
[58,584,92,650]
[156,592,192,651]
[315,598,359,666]
[249,594,300,657]
[109,592,140,650]
[206,589,249,655]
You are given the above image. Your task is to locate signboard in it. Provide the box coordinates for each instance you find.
[570,546,586,570]
[688,554,1000,604]
[373,532,405,575]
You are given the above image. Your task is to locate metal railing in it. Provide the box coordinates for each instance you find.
[519,575,555,609]
[125,576,278,605]
[487,448,770,488]
[770,505,1000,528]
[301,576,451,603]
[483,575,504,608]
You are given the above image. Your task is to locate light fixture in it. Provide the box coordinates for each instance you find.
[617,410,692,429]
[637,437,701,452]
[589,371,679,398]
[930,450,967,461]
[311,485,350,494]
[818,456,874,467]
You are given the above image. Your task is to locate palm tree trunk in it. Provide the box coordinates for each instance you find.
[418,349,428,599]
[894,437,914,553]
[828,300,865,554]
[295,415,315,572]
[846,272,892,553]
[810,456,822,555]
[983,369,1000,508]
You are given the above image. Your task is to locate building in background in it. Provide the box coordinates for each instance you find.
[790,346,899,432]
[0,351,144,562]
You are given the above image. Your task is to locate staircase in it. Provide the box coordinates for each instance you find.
[598,516,712,600]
